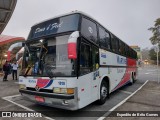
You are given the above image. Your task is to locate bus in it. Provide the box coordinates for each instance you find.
[19,11,137,110]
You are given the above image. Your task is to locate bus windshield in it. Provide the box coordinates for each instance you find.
[20,34,76,77]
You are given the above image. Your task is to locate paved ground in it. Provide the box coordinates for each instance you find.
[101,65,160,120]
[0,65,159,120]
[138,65,160,83]
[104,81,160,120]
[0,76,144,120]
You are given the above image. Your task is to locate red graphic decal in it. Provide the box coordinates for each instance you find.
[68,42,77,59]
[127,58,136,67]
[36,78,50,88]
[113,58,137,91]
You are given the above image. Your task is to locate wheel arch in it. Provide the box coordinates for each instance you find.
[98,76,110,99]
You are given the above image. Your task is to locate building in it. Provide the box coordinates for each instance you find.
[0,0,17,34]
[0,35,24,68]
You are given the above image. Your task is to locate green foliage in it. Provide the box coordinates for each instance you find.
[149,48,160,61]
[148,18,160,45]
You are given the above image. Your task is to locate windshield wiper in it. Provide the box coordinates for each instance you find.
[24,64,33,77]
[44,64,55,78]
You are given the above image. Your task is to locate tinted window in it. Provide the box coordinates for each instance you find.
[111,35,119,52]
[129,48,132,58]
[119,41,125,55]
[99,27,111,49]
[80,42,91,75]
[130,49,134,58]
[124,44,128,56]
[135,51,137,59]
[28,14,80,39]
[92,46,99,71]
[81,18,98,44]
[126,46,131,57]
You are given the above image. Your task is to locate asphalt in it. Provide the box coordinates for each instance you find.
[0,75,46,120]
[0,74,19,98]
[0,66,160,120]
[105,81,160,120]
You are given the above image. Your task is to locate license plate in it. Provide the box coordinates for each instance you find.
[35,96,45,102]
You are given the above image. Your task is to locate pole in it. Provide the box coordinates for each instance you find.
[157,46,159,83]
[157,26,160,83]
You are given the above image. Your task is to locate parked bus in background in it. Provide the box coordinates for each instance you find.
[19,11,137,110]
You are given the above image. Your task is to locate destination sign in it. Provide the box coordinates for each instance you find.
[28,14,80,40]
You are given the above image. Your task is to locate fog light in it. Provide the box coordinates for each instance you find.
[62,100,69,105]
[19,84,26,89]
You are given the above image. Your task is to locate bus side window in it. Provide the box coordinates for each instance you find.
[92,46,99,71]
[99,27,111,50]
[111,36,117,52]
[81,17,98,44]
[124,45,127,56]
[80,43,91,75]
[125,45,130,57]
[119,41,125,55]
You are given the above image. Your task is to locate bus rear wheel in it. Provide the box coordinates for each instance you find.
[97,80,108,105]
[130,72,136,85]
[132,72,136,83]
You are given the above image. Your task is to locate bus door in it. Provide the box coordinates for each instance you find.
[78,41,99,105]
[91,45,99,100]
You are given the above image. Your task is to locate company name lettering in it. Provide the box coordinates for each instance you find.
[101,53,106,58]
[35,21,63,34]
[29,80,36,83]
[117,56,126,64]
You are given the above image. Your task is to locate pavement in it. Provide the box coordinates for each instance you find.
[0,75,45,120]
[105,80,160,120]
[0,66,160,120]
[0,74,19,98]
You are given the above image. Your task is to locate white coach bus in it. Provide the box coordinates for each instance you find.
[19,11,137,110]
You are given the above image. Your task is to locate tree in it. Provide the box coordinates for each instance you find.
[148,18,160,45]
[149,48,160,63]
[141,47,150,60]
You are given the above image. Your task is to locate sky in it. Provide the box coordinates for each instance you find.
[2,0,160,49]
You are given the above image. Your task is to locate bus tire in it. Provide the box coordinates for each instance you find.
[132,72,136,83]
[97,80,108,105]
[130,72,136,85]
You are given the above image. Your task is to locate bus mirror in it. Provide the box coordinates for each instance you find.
[68,31,79,59]
[68,41,77,59]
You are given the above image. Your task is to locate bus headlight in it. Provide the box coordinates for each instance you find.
[53,88,61,93]
[53,88,74,94]
[19,84,26,89]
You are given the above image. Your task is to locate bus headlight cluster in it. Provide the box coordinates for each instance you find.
[53,88,74,94]
[19,84,26,89]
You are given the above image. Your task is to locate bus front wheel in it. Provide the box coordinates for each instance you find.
[97,80,108,105]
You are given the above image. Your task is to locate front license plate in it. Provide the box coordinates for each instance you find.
[35,96,45,102]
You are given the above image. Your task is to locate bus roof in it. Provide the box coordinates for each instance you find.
[32,11,116,40]
[32,10,115,37]
[32,11,136,53]
[33,11,95,26]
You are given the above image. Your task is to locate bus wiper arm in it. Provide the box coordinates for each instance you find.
[24,64,33,77]
[44,64,55,78]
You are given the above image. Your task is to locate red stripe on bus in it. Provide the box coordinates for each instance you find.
[112,58,136,91]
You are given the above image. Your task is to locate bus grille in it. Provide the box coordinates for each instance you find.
[26,87,53,93]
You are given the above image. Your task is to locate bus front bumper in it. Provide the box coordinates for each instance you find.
[19,89,79,110]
